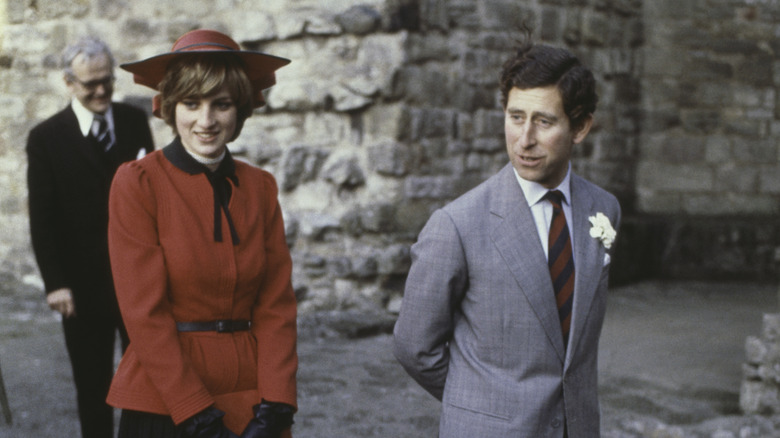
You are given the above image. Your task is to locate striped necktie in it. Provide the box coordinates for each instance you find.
[92,114,113,152]
[546,190,574,348]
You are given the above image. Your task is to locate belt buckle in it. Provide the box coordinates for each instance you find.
[216,320,232,333]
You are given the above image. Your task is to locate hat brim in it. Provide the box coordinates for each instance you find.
[120,50,291,100]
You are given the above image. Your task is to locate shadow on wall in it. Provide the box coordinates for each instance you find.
[610,215,780,286]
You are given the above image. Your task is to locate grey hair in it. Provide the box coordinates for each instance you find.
[61,36,115,79]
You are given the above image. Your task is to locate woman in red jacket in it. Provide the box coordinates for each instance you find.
[107,29,297,438]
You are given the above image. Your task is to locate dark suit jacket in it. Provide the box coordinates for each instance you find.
[27,102,154,318]
[394,163,621,437]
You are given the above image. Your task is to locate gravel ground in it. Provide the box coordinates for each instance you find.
[0,278,779,438]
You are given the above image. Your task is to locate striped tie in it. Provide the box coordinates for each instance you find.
[92,114,113,152]
[546,190,574,348]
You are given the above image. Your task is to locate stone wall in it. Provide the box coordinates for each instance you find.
[742,312,780,414]
[0,0,643,313]
[639,1,780,215]
[2,0,780,311]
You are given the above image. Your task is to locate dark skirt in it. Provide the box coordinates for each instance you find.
[118,409,180,438]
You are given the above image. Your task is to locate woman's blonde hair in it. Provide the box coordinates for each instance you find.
[158,53,255,142]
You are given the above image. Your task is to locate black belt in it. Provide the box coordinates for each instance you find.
[176,320,251,333]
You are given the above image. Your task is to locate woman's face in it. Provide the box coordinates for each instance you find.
[175,85,237,159]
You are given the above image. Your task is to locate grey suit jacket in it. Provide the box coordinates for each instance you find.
[394,163,621,438]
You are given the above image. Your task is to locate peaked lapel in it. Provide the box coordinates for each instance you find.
[566,173,603,366]
[62,106,111,179]
[489,164,567,361]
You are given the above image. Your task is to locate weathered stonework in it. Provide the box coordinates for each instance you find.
[0,0,644,315]
[2,0,780,315]
[742,313,780,415]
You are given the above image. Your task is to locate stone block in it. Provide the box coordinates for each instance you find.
[684,57,734,82]
[705,135,732,163]
[680,109,721,135]
[362,104,408,142]
[740,379,780,415]
[473,108,504,138]
[641,109,682,133]
[477,0,532,30]
[336,5,381,35]
[724,118,766,138]
[471,138,503,153]
[229,10,279,43]
[299,213,342,241]
[764,314,780,342]
[302,253,328,277]
[369,141,412,177]
[408,107,453,140]
[360,203,397,233]
[540,6,563,42]
[642,48,684,77]
[582,9,609,46]
[733,138,777,164]
[758,364,779,382]
[276,13,308,39]
[759,165,780,194]
[398,65,451,107]
[352,257,378,279]
[714,164,758,193]
[418,0,449,31]
[35,0,89,20]
[376,244,411,275]
[657,134,707,164]
[322,154,366,189]
[404,33,453,63]
[404,176,456,199]
[267,81,327,112]
[328,257,353,278]
[637,162,713,192]
[743,363,761,380]
[680,193,778,216]
[645,0,695,18]
[736,54,774,87]
[329,84,374,112]
[613,0,642,16]
[445,0,480,29]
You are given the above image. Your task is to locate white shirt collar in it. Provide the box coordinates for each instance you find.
[71,99,114,137]
[514,163,573,207]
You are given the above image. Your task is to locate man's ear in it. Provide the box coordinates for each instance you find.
[572,115,594,145]
[63,73,75,92]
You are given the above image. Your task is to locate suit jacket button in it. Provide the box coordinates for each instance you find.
[551,418,562,428]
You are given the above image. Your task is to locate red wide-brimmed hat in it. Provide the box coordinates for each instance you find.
[120,29,290,114]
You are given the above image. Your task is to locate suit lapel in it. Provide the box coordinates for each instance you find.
[63,106,111,179]
[489,164,567,361]
[566,174,603,365]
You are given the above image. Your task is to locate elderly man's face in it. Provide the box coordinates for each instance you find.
[65,52,114,114]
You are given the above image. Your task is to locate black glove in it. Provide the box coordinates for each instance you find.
[239,400,295,438]
[179,407,240,438]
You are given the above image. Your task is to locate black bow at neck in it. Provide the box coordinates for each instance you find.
[163,137,240,245]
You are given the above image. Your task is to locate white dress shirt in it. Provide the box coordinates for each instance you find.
[513,164,575,262]
[71,98,115,144]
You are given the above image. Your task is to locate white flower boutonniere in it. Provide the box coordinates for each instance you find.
[588,212,616,249]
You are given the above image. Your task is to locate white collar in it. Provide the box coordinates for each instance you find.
[514,163,573,207]
[71,99,114,137]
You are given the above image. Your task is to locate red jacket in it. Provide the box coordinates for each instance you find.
[106,141,297,432]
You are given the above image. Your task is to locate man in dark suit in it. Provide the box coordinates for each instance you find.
[26,36,153,438]
[394,40,621,437]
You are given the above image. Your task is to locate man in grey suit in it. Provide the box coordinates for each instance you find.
[393,40,621,437]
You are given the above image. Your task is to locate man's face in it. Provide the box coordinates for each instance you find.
[504,86,592,189]
[65,53,114,114]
